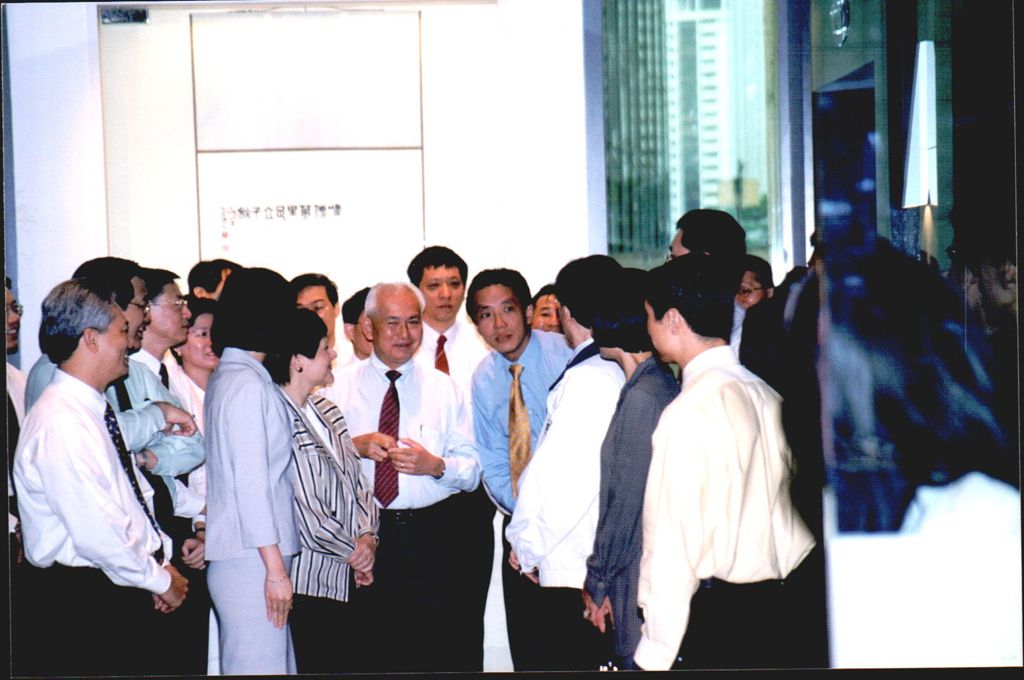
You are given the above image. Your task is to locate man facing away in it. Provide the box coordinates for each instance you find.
[668,209,748,352]
[467,268,572,670]
[634,254,817,670]
[14,278,188,677]
[506,255,625,670]
[188,258,239,300]
[329,281,481,672]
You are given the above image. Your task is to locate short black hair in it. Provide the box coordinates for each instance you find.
[188,259,240,294]
[140,268,181,301]
[741,254,774,289]
[554,255,622,329]
[5,276,11,290]
[341,287,370,324]
[466,269,532,324]
[406,246,468,287]
[291,273,339,306]
[646,254,739,342]
[213,267,293,356]
[263,309,328,385]
[593,268,652,352]
[676,209,747,257]
[532,283,558,307]
[72,257,142,310]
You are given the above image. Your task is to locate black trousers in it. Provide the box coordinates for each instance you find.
[15,563,170,677]
[673,544,828,669]
[444,485,496,671]
[501,515,613,671]
[156,516,210,675]
[290,585,361,674]
[354,493,482,673]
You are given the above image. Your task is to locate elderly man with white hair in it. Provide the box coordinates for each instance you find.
[328,281,481,673]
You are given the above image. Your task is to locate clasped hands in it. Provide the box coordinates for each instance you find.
[352,432,444,477]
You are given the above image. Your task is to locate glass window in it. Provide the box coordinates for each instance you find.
[603,0,780,271]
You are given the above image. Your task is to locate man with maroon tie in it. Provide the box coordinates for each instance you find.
[329,281,481,672]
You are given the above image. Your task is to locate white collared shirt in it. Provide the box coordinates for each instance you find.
[634,346,815,670]
[330,353,480,509]
[14,369,172,594]
[415,316,490,413]
[8,362,27,534]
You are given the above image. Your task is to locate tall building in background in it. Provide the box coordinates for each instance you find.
[665,0,769,252]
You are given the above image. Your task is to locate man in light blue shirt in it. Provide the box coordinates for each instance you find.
[468,268,571,670]
[23,258,200,476]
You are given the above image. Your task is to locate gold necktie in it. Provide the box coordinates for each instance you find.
[508,363,531,498]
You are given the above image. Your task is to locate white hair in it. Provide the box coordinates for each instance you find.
[364,281,425,319]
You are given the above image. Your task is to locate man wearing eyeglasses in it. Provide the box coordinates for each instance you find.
[129,267,210,675]
[736,255,775,311]
[7,277,27,565]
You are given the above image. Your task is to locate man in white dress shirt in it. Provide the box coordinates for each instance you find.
[634,254,816,670]
[7,277,26,560]
[406,245,493,670]
[135,267,210,674]
[14,278,189,677]
[330,281,481,672]
[506,255,625,670]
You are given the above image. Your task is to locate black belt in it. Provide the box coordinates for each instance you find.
[380,496,454,525]
[699,576,787,591]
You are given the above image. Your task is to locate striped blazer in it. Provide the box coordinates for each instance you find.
[279,390,379,602]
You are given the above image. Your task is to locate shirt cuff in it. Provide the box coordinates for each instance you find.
[633,635,678,671]
[584,572,608,603]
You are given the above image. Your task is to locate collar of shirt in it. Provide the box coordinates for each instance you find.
[132,348,165,376]
[220,346,275,385]
[569,336,595,361]
[420,315,462,353]
[52,368,108,417]
[368,352,414,383]
[681,344,737,388]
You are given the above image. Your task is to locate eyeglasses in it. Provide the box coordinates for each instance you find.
[6,301,24,315]
[737,286,765,297]
[129,300,152,315]
[153,298,189,310]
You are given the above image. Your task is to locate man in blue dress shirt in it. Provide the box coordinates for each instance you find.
[468,268,572,670]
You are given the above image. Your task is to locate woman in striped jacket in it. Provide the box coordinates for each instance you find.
[264,309,379,674]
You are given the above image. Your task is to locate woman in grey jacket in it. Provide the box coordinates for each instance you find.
[204,268,300,674]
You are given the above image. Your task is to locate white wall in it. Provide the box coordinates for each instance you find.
[6,0,606,370]
[6,2,108,370]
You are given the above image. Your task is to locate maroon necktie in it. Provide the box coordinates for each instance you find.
[435,334,449,375]
[374,370,401,507]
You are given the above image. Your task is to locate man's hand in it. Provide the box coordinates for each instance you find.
[135,449,158,471]
[388,438,444,477]
[156,564,188,612]
[352,432,396,462]
[181,535,206,570]
[154,402,198,436]
[354,569,374,587]
[508,548,539,584]
[346,534,376,574]
[583,588,614,633]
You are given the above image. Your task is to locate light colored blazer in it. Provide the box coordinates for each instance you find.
[278,390,379,602]
[204,348,298,561]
